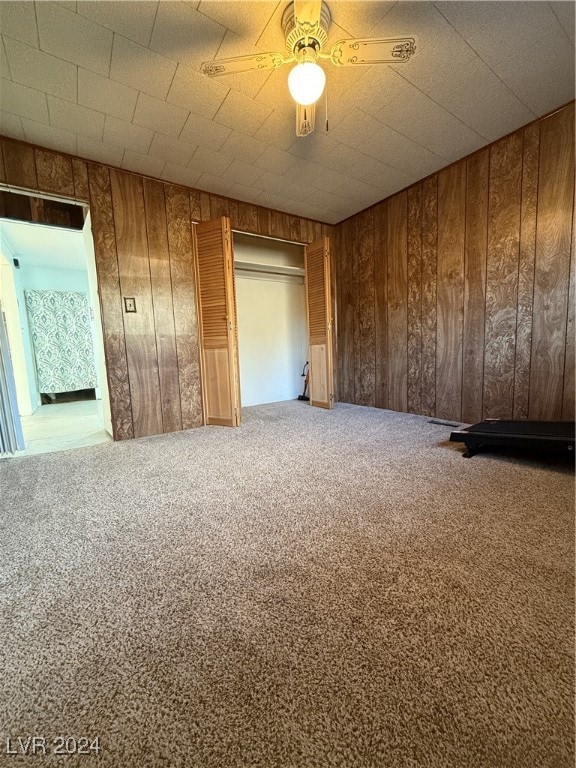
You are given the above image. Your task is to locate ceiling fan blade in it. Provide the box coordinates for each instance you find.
[293,0,322,28]
[328,37,417,66]
[296,102,315,137]
[201,51,291,77]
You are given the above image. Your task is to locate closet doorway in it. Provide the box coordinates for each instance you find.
[233,232,308,408]
[0,193,111,456]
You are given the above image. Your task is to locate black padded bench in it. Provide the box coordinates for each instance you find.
[450,419,575,458]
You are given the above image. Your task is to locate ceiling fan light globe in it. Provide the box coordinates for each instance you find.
[288,61,326,106]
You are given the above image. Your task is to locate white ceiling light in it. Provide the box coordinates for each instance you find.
[288,56,326,106]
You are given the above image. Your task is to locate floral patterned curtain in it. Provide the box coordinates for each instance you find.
[24,290,98,394]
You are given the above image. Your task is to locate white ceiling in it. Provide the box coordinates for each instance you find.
[0,1,574,225]
[0,218,87,271]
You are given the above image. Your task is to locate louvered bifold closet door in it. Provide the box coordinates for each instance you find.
[305,237,334,409]
[195,217,241,426]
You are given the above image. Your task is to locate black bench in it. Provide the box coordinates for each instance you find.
[450,419,575,458]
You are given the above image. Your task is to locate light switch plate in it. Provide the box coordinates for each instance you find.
[124,297,137,313]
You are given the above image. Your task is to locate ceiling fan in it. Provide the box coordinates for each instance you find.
[200,0,417,137]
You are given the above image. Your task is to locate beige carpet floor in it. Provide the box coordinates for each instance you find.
[0,401,574,767]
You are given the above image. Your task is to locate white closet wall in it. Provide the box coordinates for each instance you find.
[233,234,307,407]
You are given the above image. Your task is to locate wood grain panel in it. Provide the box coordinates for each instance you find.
[387,192,408,413]
[483,134,522,419]
[288,214,302,243]
[337,218,355,403]
[3,140,37,189]
[72,158,90,201]
[421,176,437,416]
[356,209,375,406]
[210,194,230,220]
[436,162,465,421]
[513,123,540,419]
[86,163,134,441]
[271,210,288,240]
[563,199,575,420]
[530,104,574,419]
[407,184,423,414]
[462,149,488,424]
[257,206,272,237]
[236,201,259,233]
[166,184,203,429]
[189,189,202,221]
[200,192,211,220]
[34,148,75,197]
[329,226,339,402]
[143,178,183,434]
[352,217,361,403]
[307,220,323,243]
[110,169,163,438]
[374,202,388,409]
[0,141,6,182]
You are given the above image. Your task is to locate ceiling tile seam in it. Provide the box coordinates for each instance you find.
[549,1,576,47]
[184,5,228,66]
[1,38,13,80]
[388,67,491,144]
[2,33,87,91]
[253,2,283,50]
[432,1,538,119]
[32,2,41,49]
[320,119,441,179]
[2,111,24,135]
[147,2,161,48]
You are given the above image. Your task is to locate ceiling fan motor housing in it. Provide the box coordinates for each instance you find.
[282,1,331,55]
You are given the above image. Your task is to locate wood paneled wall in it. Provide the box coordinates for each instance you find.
[0,136,333,440]
[335,102,575,423]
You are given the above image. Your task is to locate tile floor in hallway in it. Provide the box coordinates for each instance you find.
[13,399,112,457]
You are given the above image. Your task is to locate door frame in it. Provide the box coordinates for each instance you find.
[0,185,112,434]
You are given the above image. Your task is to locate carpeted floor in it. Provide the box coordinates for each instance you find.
[1,401,574,767]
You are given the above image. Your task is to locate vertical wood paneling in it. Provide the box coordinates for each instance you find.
[236,201,259,233]
[374,202,388,409]
[189,189,202,221]
[337,218,355,403]
[421,176,438,417]
[0,142,6,182]
[209,194,230,219]
[530,105,575,419]
[483,134,523,419]
[87,164,134,441]
[307,220,323,243]
[352,216,362,403]
[3,140,37,189]
[143,179,183,434]
[462,149,488,424]
[257,206,272,237]
[72,158,90,200]
[436,162,465,421]
[330,226,339,402]
[288,214,302,243]
[514,123,540,419]
[200,191,211,220]
[166,185,204,429]
[110,170,163,438]
[356,209,375,406]
[387,192,408,413]
[407,184,423,414]
[34,148,75,197]
[563,200,575,420]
